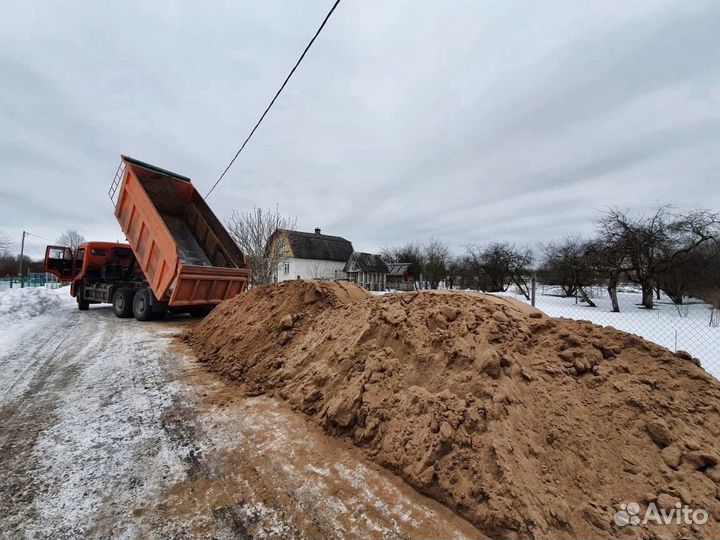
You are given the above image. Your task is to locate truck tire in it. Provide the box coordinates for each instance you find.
[132,288,153,321]
[77,283,90,311]
[112,288,135,318]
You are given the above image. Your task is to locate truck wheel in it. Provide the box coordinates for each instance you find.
[77,283,89,311]
[132,289,153,321]
[112,288,135,318]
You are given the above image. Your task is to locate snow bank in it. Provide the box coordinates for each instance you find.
[0,287,75,354]
[0,286,72,320]
[497,288,720,380]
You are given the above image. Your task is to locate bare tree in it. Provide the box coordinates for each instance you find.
[381,243,425,288]
[539,236,598,306]
[472,243,511,293]
[308,260,324,280]
[225,206,296,287]
[505,245,533,301]
[658,248,701,306]
[422,240,450,289]
[446,256,465,290]
[0,251,16,276]
[463,245,491,291]
[56,230,86,256]
[598,206,718,309]
[586,238,625,312]
[690,242,720,312]
[658,214,720,305]
[466,242,533,299]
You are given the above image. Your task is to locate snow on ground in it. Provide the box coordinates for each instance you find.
[496,285,720,380]
[26,326,190,540]
[0,285,70,318]
[0,280,16,292]
[0,287,76,401]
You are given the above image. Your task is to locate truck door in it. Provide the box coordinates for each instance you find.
[44,245,75,282]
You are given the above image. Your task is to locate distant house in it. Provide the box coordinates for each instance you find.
[266,228,354,282]
[344,252,389,292]
[386,262,414,291]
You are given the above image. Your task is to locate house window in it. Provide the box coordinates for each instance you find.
[283,262,290,275]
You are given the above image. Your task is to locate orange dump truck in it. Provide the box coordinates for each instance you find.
[45,156,249,320]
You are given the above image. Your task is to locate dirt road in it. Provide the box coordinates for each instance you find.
[0,289,483,539]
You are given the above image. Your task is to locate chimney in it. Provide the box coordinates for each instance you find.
[315,227,321,235]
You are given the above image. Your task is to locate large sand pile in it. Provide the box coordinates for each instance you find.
[183,280,720,539]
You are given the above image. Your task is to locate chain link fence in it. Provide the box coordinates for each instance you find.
[500,284,720,381]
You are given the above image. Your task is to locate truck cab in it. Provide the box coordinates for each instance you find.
[45,241,144,312]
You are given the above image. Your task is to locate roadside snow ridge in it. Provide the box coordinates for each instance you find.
[0,287,71,319]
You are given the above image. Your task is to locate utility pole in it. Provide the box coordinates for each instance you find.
[19,230,27,288]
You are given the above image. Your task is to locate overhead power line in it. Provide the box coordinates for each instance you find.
[205,0,343,199]
[25,231,51,242]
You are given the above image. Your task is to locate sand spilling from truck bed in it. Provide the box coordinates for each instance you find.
[183,280,720,539]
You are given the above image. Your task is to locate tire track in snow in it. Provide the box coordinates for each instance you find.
[0,311,116,539]
[0,314,78,405]
[24,311,189,540]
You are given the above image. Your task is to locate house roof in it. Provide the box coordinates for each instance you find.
[271,228,354,262]
[344,252,389,274]
[386,262,412,277]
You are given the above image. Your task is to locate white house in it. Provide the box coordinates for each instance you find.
[267,228,354,282]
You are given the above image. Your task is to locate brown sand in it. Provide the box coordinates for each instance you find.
[183,280,720,539]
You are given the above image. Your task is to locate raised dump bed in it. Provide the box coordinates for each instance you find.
[112,155,249,307]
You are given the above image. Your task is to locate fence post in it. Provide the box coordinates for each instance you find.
[531,273,536,307]
[19,230,26,288]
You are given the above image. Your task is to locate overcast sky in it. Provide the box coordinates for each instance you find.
[1,0,719,259]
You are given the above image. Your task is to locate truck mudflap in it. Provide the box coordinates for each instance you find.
[169,264,249,306]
